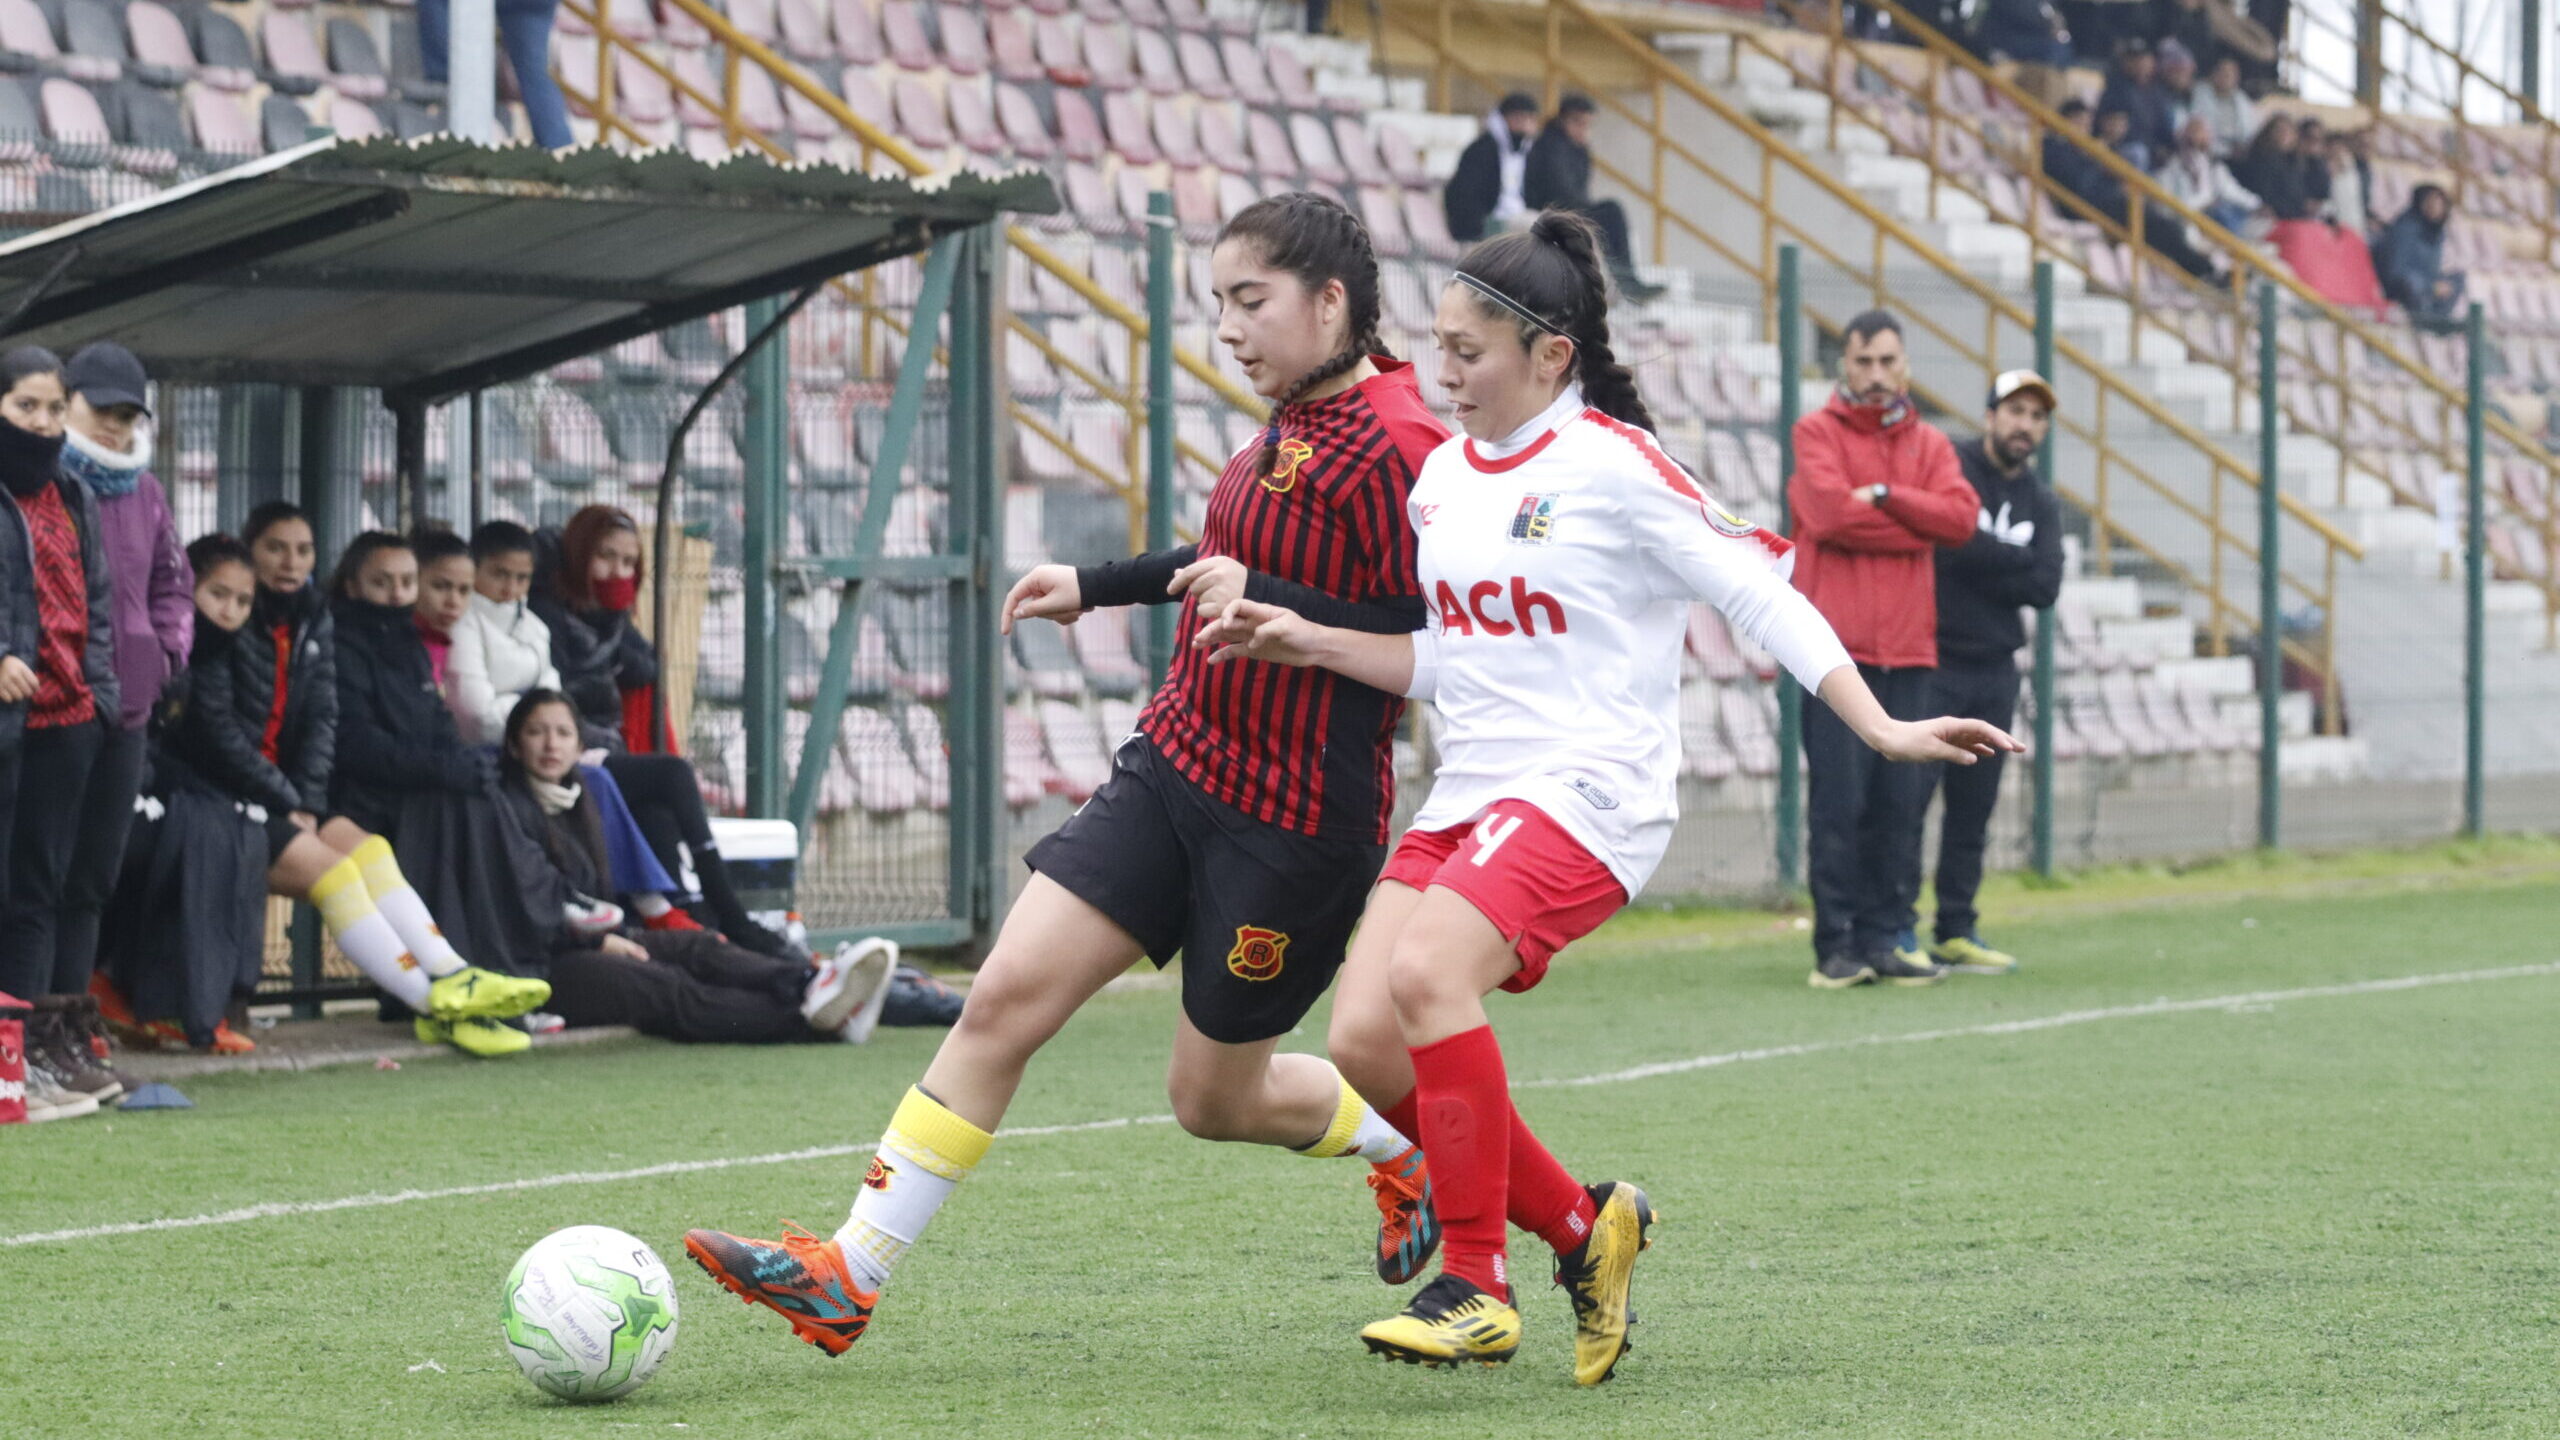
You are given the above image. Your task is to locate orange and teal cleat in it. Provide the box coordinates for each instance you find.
[1368,1147,1442,1285]
[684,1222,879,1357]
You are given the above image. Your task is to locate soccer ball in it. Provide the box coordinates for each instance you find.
[500,1225,680,1402]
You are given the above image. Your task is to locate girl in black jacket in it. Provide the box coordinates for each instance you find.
[102,533,551,1057]
[532,504,789,956]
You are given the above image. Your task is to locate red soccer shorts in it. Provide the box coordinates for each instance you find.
[1379,800,1628,992]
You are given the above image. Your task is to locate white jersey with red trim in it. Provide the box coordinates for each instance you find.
[1403,391,1854,898]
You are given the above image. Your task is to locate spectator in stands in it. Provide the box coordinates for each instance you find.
[2160,113,2262,238]
[1971,0,2074,67]
[1920,371,2065,977]
[2098,38,2177,170]
[2375,184,2466,327]
[2190,55,2257,157]
[1521,94,1666,302]
[51,343,189,1076]
[2234,114,2320,219]
[496,688,894,1045]
[131,530,552,1058]
[448,518,687,930]
[418,0,573,149]
[2292,117,2336,212]
[0,346,125,1103]
[535,503,791,956]
[2164,0,2227,73]
[1788,311,1980,989]
[2156,39,2199,128]
[1444,92,1540,245]
[2168,0,2280,82]
[2325,128,2373,235]
[411,528,473,689]
[2051,101,2225,280]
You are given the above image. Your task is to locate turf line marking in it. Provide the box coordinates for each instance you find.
[9,961,2554,1249]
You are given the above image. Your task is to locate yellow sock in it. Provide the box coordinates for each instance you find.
[310,858,431,1008]
[1293,1065,1411,1162]
[833,1086,995,1290]
[347,834,463,976]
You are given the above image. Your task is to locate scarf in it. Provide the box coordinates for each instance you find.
[59,425,147,499]
[528,773,583,815]
[0,416,65,498]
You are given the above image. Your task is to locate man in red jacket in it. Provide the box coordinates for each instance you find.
[1787,311,1980,990]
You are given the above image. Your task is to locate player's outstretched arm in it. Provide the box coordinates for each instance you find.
[1814,665,2025,765]
[1193,598,1418,695]
[1001,563,1086,634]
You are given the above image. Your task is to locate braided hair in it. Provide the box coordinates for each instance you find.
[1449,210,1656,433]
[1214,191,1389,481]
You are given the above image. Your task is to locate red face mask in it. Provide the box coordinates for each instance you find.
[592,574,639,611]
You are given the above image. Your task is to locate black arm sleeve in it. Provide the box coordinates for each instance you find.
[1241,571,1428,635]
[1073,545,1199,609]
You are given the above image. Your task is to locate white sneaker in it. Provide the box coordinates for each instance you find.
[24,1058,99,1122]
[563,896,625,938]
[802,937,898,1043]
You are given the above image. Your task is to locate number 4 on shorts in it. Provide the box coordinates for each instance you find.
[1469,812,1524,867]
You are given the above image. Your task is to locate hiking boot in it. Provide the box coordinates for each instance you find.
[31,999,123,1104]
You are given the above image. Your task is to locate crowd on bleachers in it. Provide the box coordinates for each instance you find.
[2,341,970,1124]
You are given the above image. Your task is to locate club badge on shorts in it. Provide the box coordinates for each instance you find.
[1227,925,1291,981]
[1261,437,1316,493]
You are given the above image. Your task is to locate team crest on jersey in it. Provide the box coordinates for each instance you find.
[1227,925,1290,981]
[1260,438,1316,493]
[1508,493,1560,544]
[863,1158,896,1191]
[1704,500,1760,539]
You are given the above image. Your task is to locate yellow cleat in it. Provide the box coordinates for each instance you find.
[415,1014,532,1058]
[1359,1276,1522,1369]
[426,965,551,1021]
[1553,1180,1657,1386]
[1929,935,2018,974]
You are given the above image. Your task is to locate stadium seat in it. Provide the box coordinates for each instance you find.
[1357,184,1410,258]
[39,76,108,162]
[0,0,59,75]
[776,0,832,61]
[991,80,1049,158]
[1288,110,1345,186]
[876,0,932,70]
[1149,92,1197,167]
[186,7,256,93]
[947,78,1002,155]
[324,18,390,101]
[1131,24,1179,96]
[897,701,952,810]
[1081,19,1134,91]
[1099,87,1153,165]
[1678,683,1740,780]
[1374,119,1427,188]
[1332,114,1386,188]
[1036,697,1111,799]
[2100,669,2169,757]
[1060,159,1119,233]
[1717,683,1778,775]
[1194,98,1245,171]
[1030,13,1084,84]
[1051,84,1101,161]
[1002,704,1060,804]
[832,0,882,63]
[835,63,891,136]
[1069,605,1148,695]
[57,0,127,84]
[1173,28,1225,99]
[1244,107,1295,178]
[1401,189,1459,260]
[1215,33,1274,108]
[1686,605,1748,682]
[106,79,181,171]
[1163,0,1211,31]
[889,75,950,148]
[259,12,328,97]
[985,6,1038,82]
[935,3,986,75]
[123,1,194,88]
[183,83,256,157]
[1012,619,1083,699]
[1264,43,1318,111]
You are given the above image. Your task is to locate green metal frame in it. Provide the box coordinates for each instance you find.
[1145,191,1178,683]
[2257,282,2282,848]
[743,294,787,820]
[1773,245,1803,891]
[2463,300,2487,838]
[2030,262,2058,878]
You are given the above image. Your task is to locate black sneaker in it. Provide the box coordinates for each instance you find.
[1872,947,1948,987]
[1808,953,1876,989]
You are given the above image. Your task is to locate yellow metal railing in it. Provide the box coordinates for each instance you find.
[1782,0,2558,640]
[554,0,1269,546]
[1380,0,2361,717]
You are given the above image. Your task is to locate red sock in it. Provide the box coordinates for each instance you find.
[1409,1026,1512,1299]
[1381,1090,1422,1152]
[1510,1110,1598,1256]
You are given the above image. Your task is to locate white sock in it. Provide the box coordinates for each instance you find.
[309,858,433,1010]
[1293,1064,1415,1163]
[632,893,673,918]
[833,1086,993,1293]
[352,836,464,978]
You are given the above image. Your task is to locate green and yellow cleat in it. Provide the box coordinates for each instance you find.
[415,1014,532,1058]
[1875,947,1948,987]
[426,965,551,1022]
[1929,935,2018,974]
[1359,1275,1522,1369]
[1554,1180,1658,1386]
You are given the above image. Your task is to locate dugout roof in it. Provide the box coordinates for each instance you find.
[0,136,1056,404]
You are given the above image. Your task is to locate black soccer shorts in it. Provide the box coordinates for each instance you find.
[1024,733,1384,1045]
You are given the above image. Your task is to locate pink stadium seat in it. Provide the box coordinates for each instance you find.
[1150,94,1198,167]
[671,48,719,127]
[1216,34,1275,108]
[935,4,987,76]
[1171,164,1218,238]
[947,79,1001,154]
[1070,607,1149,695]
[1174,29,1225,99]
[1717,686,1777,775]
[986,7,1039,82]
[1038,699,1112,801]
[724,0,780,44]
[782,80,838,140]
[613,49,674,125]
[890,74,950,148]
[1132,25,1180,96]
[1287,110,1344,185]
[1332,114,1386,188]
[1100,87,1154,164]
[1194,100,1246,170]
[777,0,833,61]
[1082,20,1135,91]
[603,0,657,41]
[733,62,787,134]
[1114,164,1154,230]
[658,0,712,48]
[837,63,891,134]
[326,90,385,140]
[1002,706,1059,806]
[1245,107,1295,176]
[1402,188,1458,259]
[184,83,256,154]
[128,1,196,80]
[1051,84,1102,161]
[39,76,109,150]
[879,0,933,70]
[260,12,329,92]
[1374,120,1427,187]
[832,0,882,63]
[992,81,1050,158]
[1032,14,1086,85]
[1214,168,1257,224]
[1061,159,1120,233]
[1164,0,1211,31]
[1265,44,1318,110]
[1119,0,1166,25]
[1357,185,1410,258]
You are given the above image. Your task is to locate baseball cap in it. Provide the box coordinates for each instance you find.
[64,342,150,416]
[1987,369,2057,413]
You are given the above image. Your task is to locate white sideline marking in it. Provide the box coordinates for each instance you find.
[7,962,2554,1249]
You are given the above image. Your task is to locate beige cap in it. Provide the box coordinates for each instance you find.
[1987,369,2057,413]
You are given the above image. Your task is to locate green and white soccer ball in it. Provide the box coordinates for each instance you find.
[500,1225,680,1402]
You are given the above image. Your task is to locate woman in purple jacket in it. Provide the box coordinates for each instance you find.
[56,343,192,1013]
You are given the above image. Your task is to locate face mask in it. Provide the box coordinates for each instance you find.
[592,574,639,612]
[0,415,65,498]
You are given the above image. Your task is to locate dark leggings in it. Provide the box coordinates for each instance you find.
[599,751,771,946]
[0,719,103,999]
[544,930,813,1043]
[56,722,146,996]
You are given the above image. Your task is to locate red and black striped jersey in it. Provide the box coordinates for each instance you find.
[1094,360,1449,843]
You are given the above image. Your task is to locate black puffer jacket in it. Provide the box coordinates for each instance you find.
[163,595,333,815]
[0,471,120,750]
[328,596,493,831]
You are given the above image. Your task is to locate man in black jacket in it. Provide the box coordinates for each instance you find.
[1921,370,2065,975]
[1520,94,1664,301]
[1443,92,1538,243]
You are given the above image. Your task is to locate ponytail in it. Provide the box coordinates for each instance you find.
[1451,209,1656,433]
[1214,191,1389,480]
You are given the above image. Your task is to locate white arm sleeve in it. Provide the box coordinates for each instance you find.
[1624,452,1854,696]
[1403,626,1442,702]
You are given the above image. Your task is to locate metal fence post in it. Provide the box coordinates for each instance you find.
[2256,281,2281,848]
[1773,243,1803,891]
[1145,191,1177,683]
[742,294,787,819]
[2030,260,2057,878]
[2463,299,2487,837]
[948,227,1006,947]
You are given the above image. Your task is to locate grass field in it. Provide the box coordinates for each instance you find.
[5,843,2559,1438]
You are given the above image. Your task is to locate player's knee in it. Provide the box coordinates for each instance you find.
[1385,939,1466,1032]
[1166,1076,1254,1141]
[943,959,1053,1059]
[1326,1010,1404,1098]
